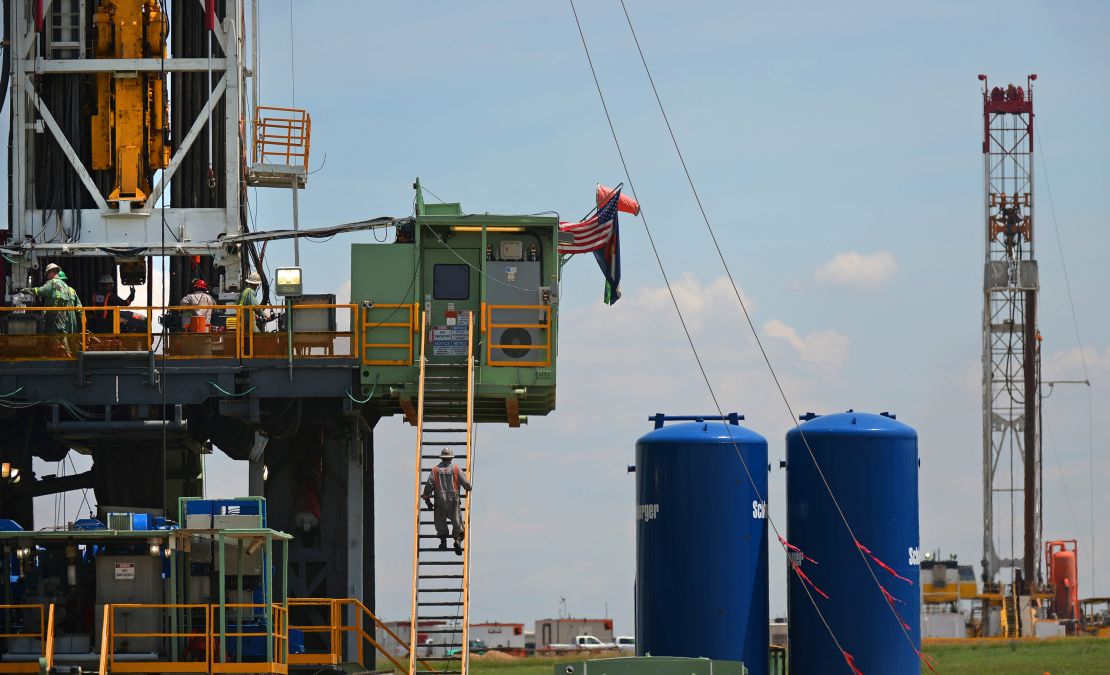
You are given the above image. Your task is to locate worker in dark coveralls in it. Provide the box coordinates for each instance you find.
[422,447,472,555]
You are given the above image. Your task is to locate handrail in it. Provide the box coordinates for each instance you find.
[0,304,358,362]
[460,311,475,675]
[361,302,418,366]
[288,597,435,673]
[0,603,51,674]
[484,303,552,367]
[98,603,110,675]
[253,106,311,168]
[44,604,55,672]
[408,312,429,675]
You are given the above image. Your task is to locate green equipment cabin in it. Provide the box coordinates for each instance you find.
[352,184,560,426]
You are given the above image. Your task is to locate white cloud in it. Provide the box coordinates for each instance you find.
[763,318,850,366]
[813,251,898,288]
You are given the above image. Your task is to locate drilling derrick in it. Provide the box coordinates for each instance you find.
[979,74,1042,605]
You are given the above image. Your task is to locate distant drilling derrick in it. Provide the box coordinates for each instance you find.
[979,74,1042,595]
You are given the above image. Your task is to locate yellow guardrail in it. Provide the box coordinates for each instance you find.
[484,303,552,367]
[0,603,52,674]
[288,597,432,673]
[106,603,211,674]
[253,106,311,169]
[361,303,417,366]
[0,304,357,362]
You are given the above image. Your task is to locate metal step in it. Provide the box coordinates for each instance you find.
[417,561,464,567]
[418,587,464,593]
[421,454,467,460]
[418,601,464,606]
[417,548,465,553]
[421,428,468,433]
[419,627,464,633]
[420,657,465,662]
[421,441,467,445]
[416,670,461,674]
[418,574,464,579]
[418,616,464,621]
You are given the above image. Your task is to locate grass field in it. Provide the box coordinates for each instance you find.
[460,638,1110,675]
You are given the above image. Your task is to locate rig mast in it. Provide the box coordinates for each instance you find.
[979,74,1042,594]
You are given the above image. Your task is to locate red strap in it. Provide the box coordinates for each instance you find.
[916,649,937,673]
[453,464,459,491]
[855,539,913,585]
[841,651,863,675]
[778,535,818,565]
[790,562,829,600]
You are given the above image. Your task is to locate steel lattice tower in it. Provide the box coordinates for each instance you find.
[979,74,1041,593]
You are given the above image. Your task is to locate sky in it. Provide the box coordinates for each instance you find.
[18,0,1110,637]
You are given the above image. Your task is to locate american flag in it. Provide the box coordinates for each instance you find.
[558,190,621,255]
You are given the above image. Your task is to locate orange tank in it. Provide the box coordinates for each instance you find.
[1045,540,1079,621]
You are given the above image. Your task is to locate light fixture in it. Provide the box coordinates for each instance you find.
[262,465,269,482]
[450,226,524,233]
[9,468,19,481]
[149,544,161,556]
[1,463,9,479]
[274,267,303,297]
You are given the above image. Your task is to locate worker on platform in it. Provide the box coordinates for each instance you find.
[238,272,275,355]
[180,279,218,324]
[422,447,472,555]
[20,263,82,353]
[89,274,136,333]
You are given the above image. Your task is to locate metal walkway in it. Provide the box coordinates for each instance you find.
[408,312,475,675]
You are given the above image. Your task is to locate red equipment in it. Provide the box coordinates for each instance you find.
[1045,540,1079,622]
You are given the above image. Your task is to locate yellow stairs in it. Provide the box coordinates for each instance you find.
[1001,584,1021,638]
[407,311,476,675]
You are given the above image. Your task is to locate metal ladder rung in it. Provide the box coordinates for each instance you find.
[422,428,468,433]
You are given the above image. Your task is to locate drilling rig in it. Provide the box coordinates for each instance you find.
[0,3,563,672]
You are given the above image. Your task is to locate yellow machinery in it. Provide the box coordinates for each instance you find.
[90,0,168,202]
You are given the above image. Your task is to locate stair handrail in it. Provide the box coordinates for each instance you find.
[44,604,55,672]
[98,603,111,675]
[407,311,430,675]
[459,311,476,675]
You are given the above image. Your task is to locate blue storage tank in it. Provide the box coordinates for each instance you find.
[635,413,768,675]
[786,411,920,675]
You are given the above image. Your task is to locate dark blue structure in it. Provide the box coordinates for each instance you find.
[635,414,768,675]
[786,411,920,674]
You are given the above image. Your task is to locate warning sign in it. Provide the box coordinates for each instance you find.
[431,312,470,356]
[114,562,135,580]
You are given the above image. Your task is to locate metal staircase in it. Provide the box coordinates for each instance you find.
[408,311,475,675]
[1001,584,1021,638]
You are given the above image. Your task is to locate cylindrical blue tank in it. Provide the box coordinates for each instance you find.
[786,411,920,674]
[636,413,768,675]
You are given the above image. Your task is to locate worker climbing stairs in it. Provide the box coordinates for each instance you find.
[408,311,476,675]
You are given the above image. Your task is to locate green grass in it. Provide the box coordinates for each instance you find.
[923,637,1110,674]
[458,639,1110,675]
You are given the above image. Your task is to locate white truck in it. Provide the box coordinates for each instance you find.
[549,635,615,650]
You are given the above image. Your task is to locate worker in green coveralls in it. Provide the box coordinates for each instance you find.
[238,272,274,354]
[21,262,83,353]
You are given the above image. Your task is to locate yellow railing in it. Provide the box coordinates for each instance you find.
[0,603,52,674]
[361,303,418,366]
[253,106,311,168]
[287,598,430,673]
[106,603,211,674]
[484,304,552,367]
[0,304,357,362]
[211,604,288,675]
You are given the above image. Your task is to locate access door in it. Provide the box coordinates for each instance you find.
[421,248,481,364]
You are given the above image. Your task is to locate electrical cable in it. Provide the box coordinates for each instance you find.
[615,1,931,664]
[1035,124,1098,596]
[346,374,380,405]
[566,0,857,665]
[207,381,256,397]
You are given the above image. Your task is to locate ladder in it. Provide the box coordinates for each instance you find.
[1001,584,1020,638]
[408,311,476,675]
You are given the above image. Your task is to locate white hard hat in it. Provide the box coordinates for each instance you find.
[245,272,262,285]
[99,274,114,284]
[45,263,61,273]
[440,448,454,459]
